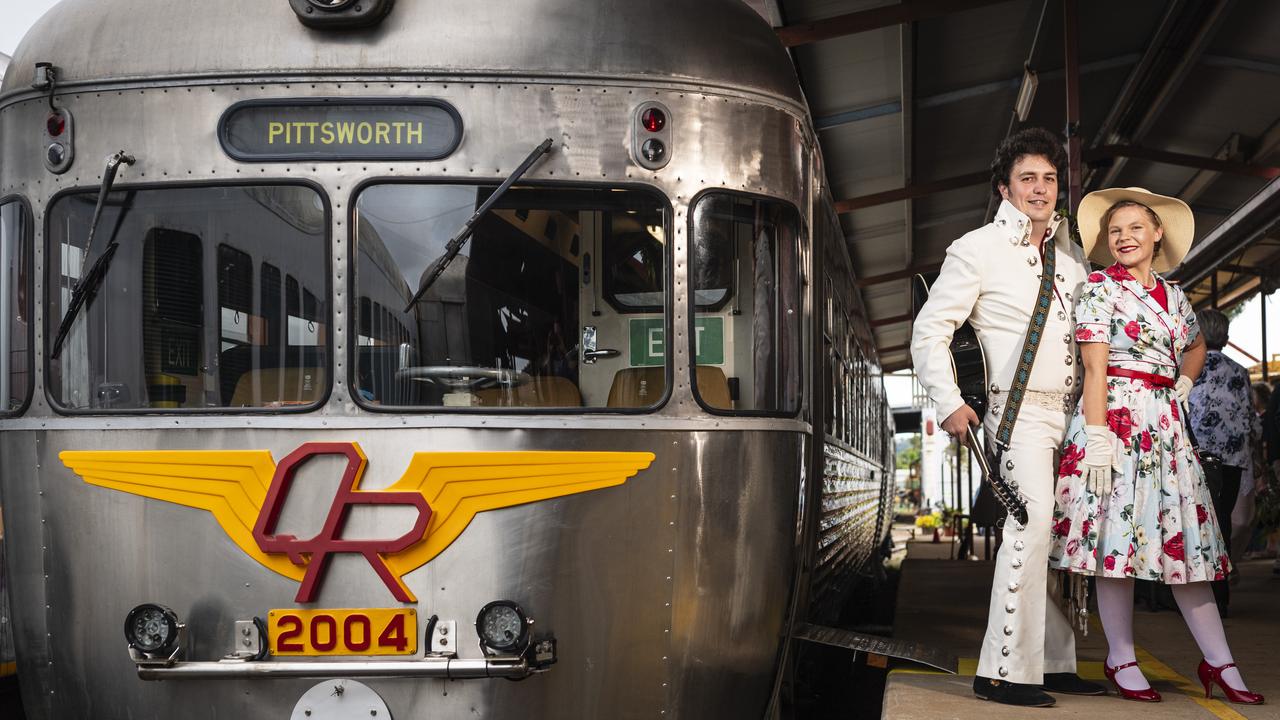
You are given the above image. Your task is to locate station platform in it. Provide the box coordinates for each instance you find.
[882,532,1278,719]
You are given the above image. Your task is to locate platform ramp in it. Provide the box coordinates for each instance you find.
[794,623,957,675]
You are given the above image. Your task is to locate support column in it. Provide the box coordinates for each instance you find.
[1064,0,1082,210]
[1263,293,1270,382]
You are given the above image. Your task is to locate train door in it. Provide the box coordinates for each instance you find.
[686,192,803,414]
[575,204,667,408]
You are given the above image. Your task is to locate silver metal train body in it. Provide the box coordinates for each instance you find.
[0,1,894,717]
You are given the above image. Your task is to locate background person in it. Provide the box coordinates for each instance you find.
[1188,308,1250,612]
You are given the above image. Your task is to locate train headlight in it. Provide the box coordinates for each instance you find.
[124,603,181,656]
[475,600,530,655]
[289,0,394,29]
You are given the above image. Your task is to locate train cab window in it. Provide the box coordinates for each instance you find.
[353,184,668,410]
[0,199,31,413]
[689,193,801,415]
[46,185,328,411]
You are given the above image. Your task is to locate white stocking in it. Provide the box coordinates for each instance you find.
[1171,582,1249,691]
[1095,577,1150,690]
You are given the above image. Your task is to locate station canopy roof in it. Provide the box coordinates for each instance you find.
[744,0,1280,372]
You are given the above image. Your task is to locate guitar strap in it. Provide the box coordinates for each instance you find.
[985,233,1057,525]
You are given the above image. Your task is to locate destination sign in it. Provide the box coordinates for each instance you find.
[218,99,462,161]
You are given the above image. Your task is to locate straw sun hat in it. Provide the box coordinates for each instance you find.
[1077,187,1194,273]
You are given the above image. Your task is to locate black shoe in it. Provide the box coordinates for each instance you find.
[1042,672,1107,695]
[973,676,1056,707]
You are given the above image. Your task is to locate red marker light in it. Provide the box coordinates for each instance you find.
[641,108,666,133]
[46,111,66,137]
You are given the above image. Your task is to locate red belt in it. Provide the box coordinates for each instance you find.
[1107,367,1174,388]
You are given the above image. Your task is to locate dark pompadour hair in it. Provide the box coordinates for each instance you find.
[989,127,1068,198]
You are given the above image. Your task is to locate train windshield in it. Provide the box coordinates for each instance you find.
[354,184,668,410]
[46,185,329,411]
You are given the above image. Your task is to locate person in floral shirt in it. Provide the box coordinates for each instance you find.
[1048,188,1263,705]
[1188,308,1251,616]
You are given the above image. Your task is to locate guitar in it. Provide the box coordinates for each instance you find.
[912,273,1028,527]
[911,273,989,420]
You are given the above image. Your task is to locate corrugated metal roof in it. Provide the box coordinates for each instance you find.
[769,0,1280,371]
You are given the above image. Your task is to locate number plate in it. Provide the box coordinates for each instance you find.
[268,608,417,656]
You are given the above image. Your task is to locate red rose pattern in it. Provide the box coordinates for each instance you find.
[1140,430,1152,452]
[1076,327,1095,341]
[1105,263,1134,281]
[1197,505,1208,524]
[1104,555,1117,571]
[1052,518,1071,537]
[1059,443,1085,477]
[1088,271,1106,283]
[1125,321,1141,339]
[1162,532,1185,562]
[1107,407,1136,442]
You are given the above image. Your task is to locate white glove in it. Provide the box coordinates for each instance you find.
[1083,425,1114,498]
[1175,375,1194,404]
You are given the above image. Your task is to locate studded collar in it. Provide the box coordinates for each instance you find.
[993,199,1065,247]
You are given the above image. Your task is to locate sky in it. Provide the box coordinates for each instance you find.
[0,0,58,57]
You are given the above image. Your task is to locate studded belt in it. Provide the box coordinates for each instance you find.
[990,386,1078,414]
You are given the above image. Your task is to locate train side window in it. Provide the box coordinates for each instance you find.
[689,192,801,415]
[45,184,329,412]
[0,199,32,414]
[352,183,668,410]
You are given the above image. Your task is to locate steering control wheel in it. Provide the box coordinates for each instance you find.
[394,365,529,391]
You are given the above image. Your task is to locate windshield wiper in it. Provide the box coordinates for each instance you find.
[51,151,135,359]
[403,138,554,312]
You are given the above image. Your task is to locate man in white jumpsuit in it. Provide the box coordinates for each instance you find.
[911,128,1104,707]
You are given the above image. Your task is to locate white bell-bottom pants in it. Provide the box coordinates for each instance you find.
[977,400,1078,684]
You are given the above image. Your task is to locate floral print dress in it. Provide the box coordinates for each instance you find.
[1048,263,1229,583]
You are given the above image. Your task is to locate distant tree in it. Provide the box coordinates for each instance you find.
[896,434,921,470]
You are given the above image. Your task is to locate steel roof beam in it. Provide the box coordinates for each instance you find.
[856,262,943,288]
[1179,121,1280,205]
[1171,177,1280,287]
[871,312,914,328]
[813,53,1138,132]
[1087,0,1235,191]
[1085,145,1280,179]
[835,171,989,214]
[776,0,1013,48]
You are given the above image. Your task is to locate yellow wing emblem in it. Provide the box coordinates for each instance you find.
[60,445,655,602]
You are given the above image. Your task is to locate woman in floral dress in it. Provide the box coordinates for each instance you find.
[1048,187,1262,704]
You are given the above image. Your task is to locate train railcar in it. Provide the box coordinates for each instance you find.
[0,1,894,717]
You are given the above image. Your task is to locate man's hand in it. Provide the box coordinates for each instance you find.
[941,405,981,443]
[1084,424,1114,498]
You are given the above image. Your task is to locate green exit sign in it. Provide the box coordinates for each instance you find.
[628,316,724,367]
